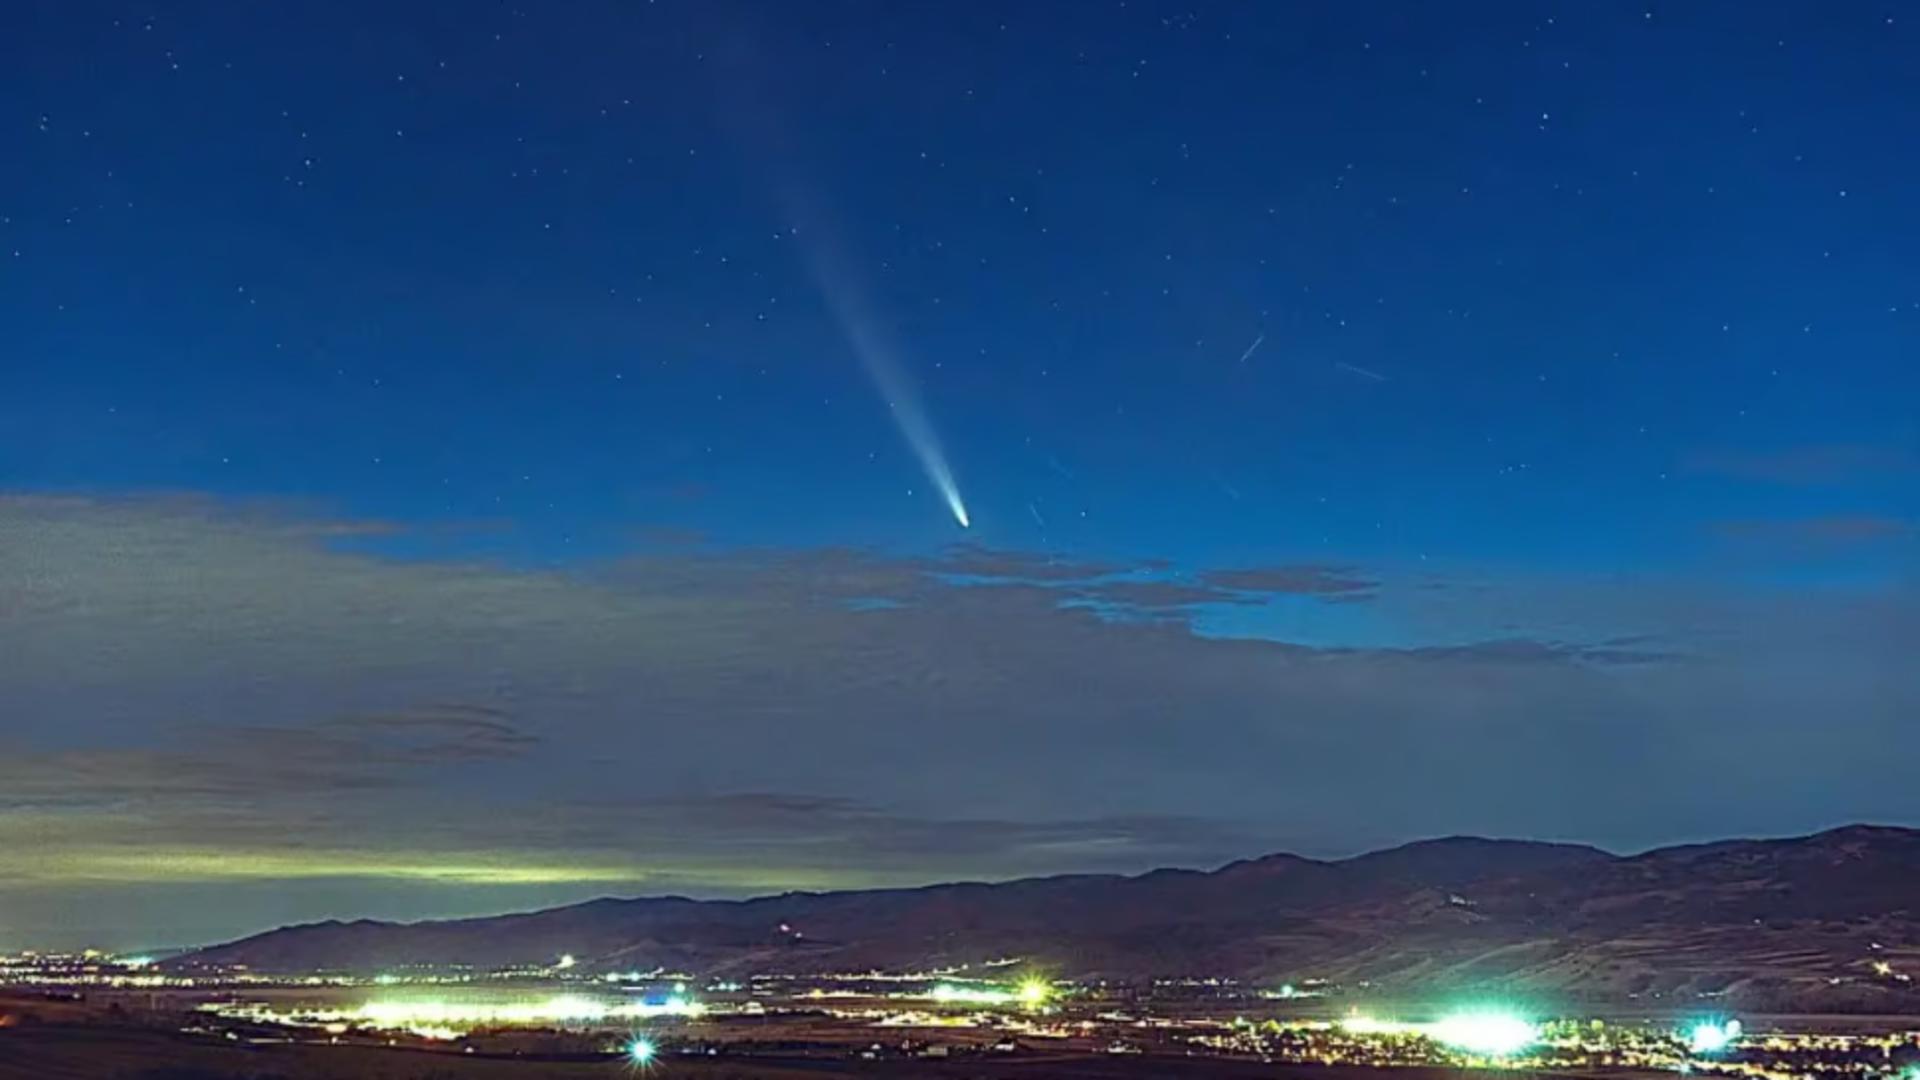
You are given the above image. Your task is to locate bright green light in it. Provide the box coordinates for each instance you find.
[1688,1019,1741,1055]
[1017,978,1052,1007]
[628,1037,657,1064]
[1427,1011,1539,1056]
[926,980,1056,1009]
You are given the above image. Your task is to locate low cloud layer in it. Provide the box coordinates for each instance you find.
[2,494,1914,948]
[1199,565,1378,598]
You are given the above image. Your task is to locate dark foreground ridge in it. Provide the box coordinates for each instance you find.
[176,825,1920,1009]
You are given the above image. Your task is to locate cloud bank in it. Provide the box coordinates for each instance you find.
[1,494,1913,947]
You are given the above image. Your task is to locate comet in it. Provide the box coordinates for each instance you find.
[712,49,971,529]
[794,224,971,529]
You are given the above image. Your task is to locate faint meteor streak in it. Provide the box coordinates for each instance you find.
[798,235,970,528]
[1334,360,1388,382]
[1237,332,1266,363]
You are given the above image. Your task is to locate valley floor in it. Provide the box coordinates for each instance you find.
[0,1025,1648,1080]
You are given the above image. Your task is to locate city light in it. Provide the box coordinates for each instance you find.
[1340,1013,1418,1036]
[928,984,1015,1006]
[352,993,705,1031]
[627,1036,657,1065]
[1427,1011,1539,1056]
[1335,1009,1537,1054]
[1688,1019,1742,1054]
[1018,978,1052,1007]
[922,979,1057,1009]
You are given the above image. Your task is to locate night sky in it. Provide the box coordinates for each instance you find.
[4,1,1916,950]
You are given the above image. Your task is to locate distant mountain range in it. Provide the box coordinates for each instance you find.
[176,825,1920,1010]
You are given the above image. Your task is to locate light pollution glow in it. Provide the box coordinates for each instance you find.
[927,984,1014,1005]
[925,978,1052,1008]
[19,847,646,885]
[7,842,869,892]
[1340,1010,1540,1056]
[1688,1018,1742,1054]
[353,994,705,1031]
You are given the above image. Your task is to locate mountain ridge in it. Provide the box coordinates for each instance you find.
[174,824,1920,1010]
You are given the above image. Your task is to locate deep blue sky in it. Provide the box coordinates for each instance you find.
[2,1,1915,948]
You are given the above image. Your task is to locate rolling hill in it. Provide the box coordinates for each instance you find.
[173,825,1920,1010]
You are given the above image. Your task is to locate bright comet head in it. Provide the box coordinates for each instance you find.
[788,209,971,531]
